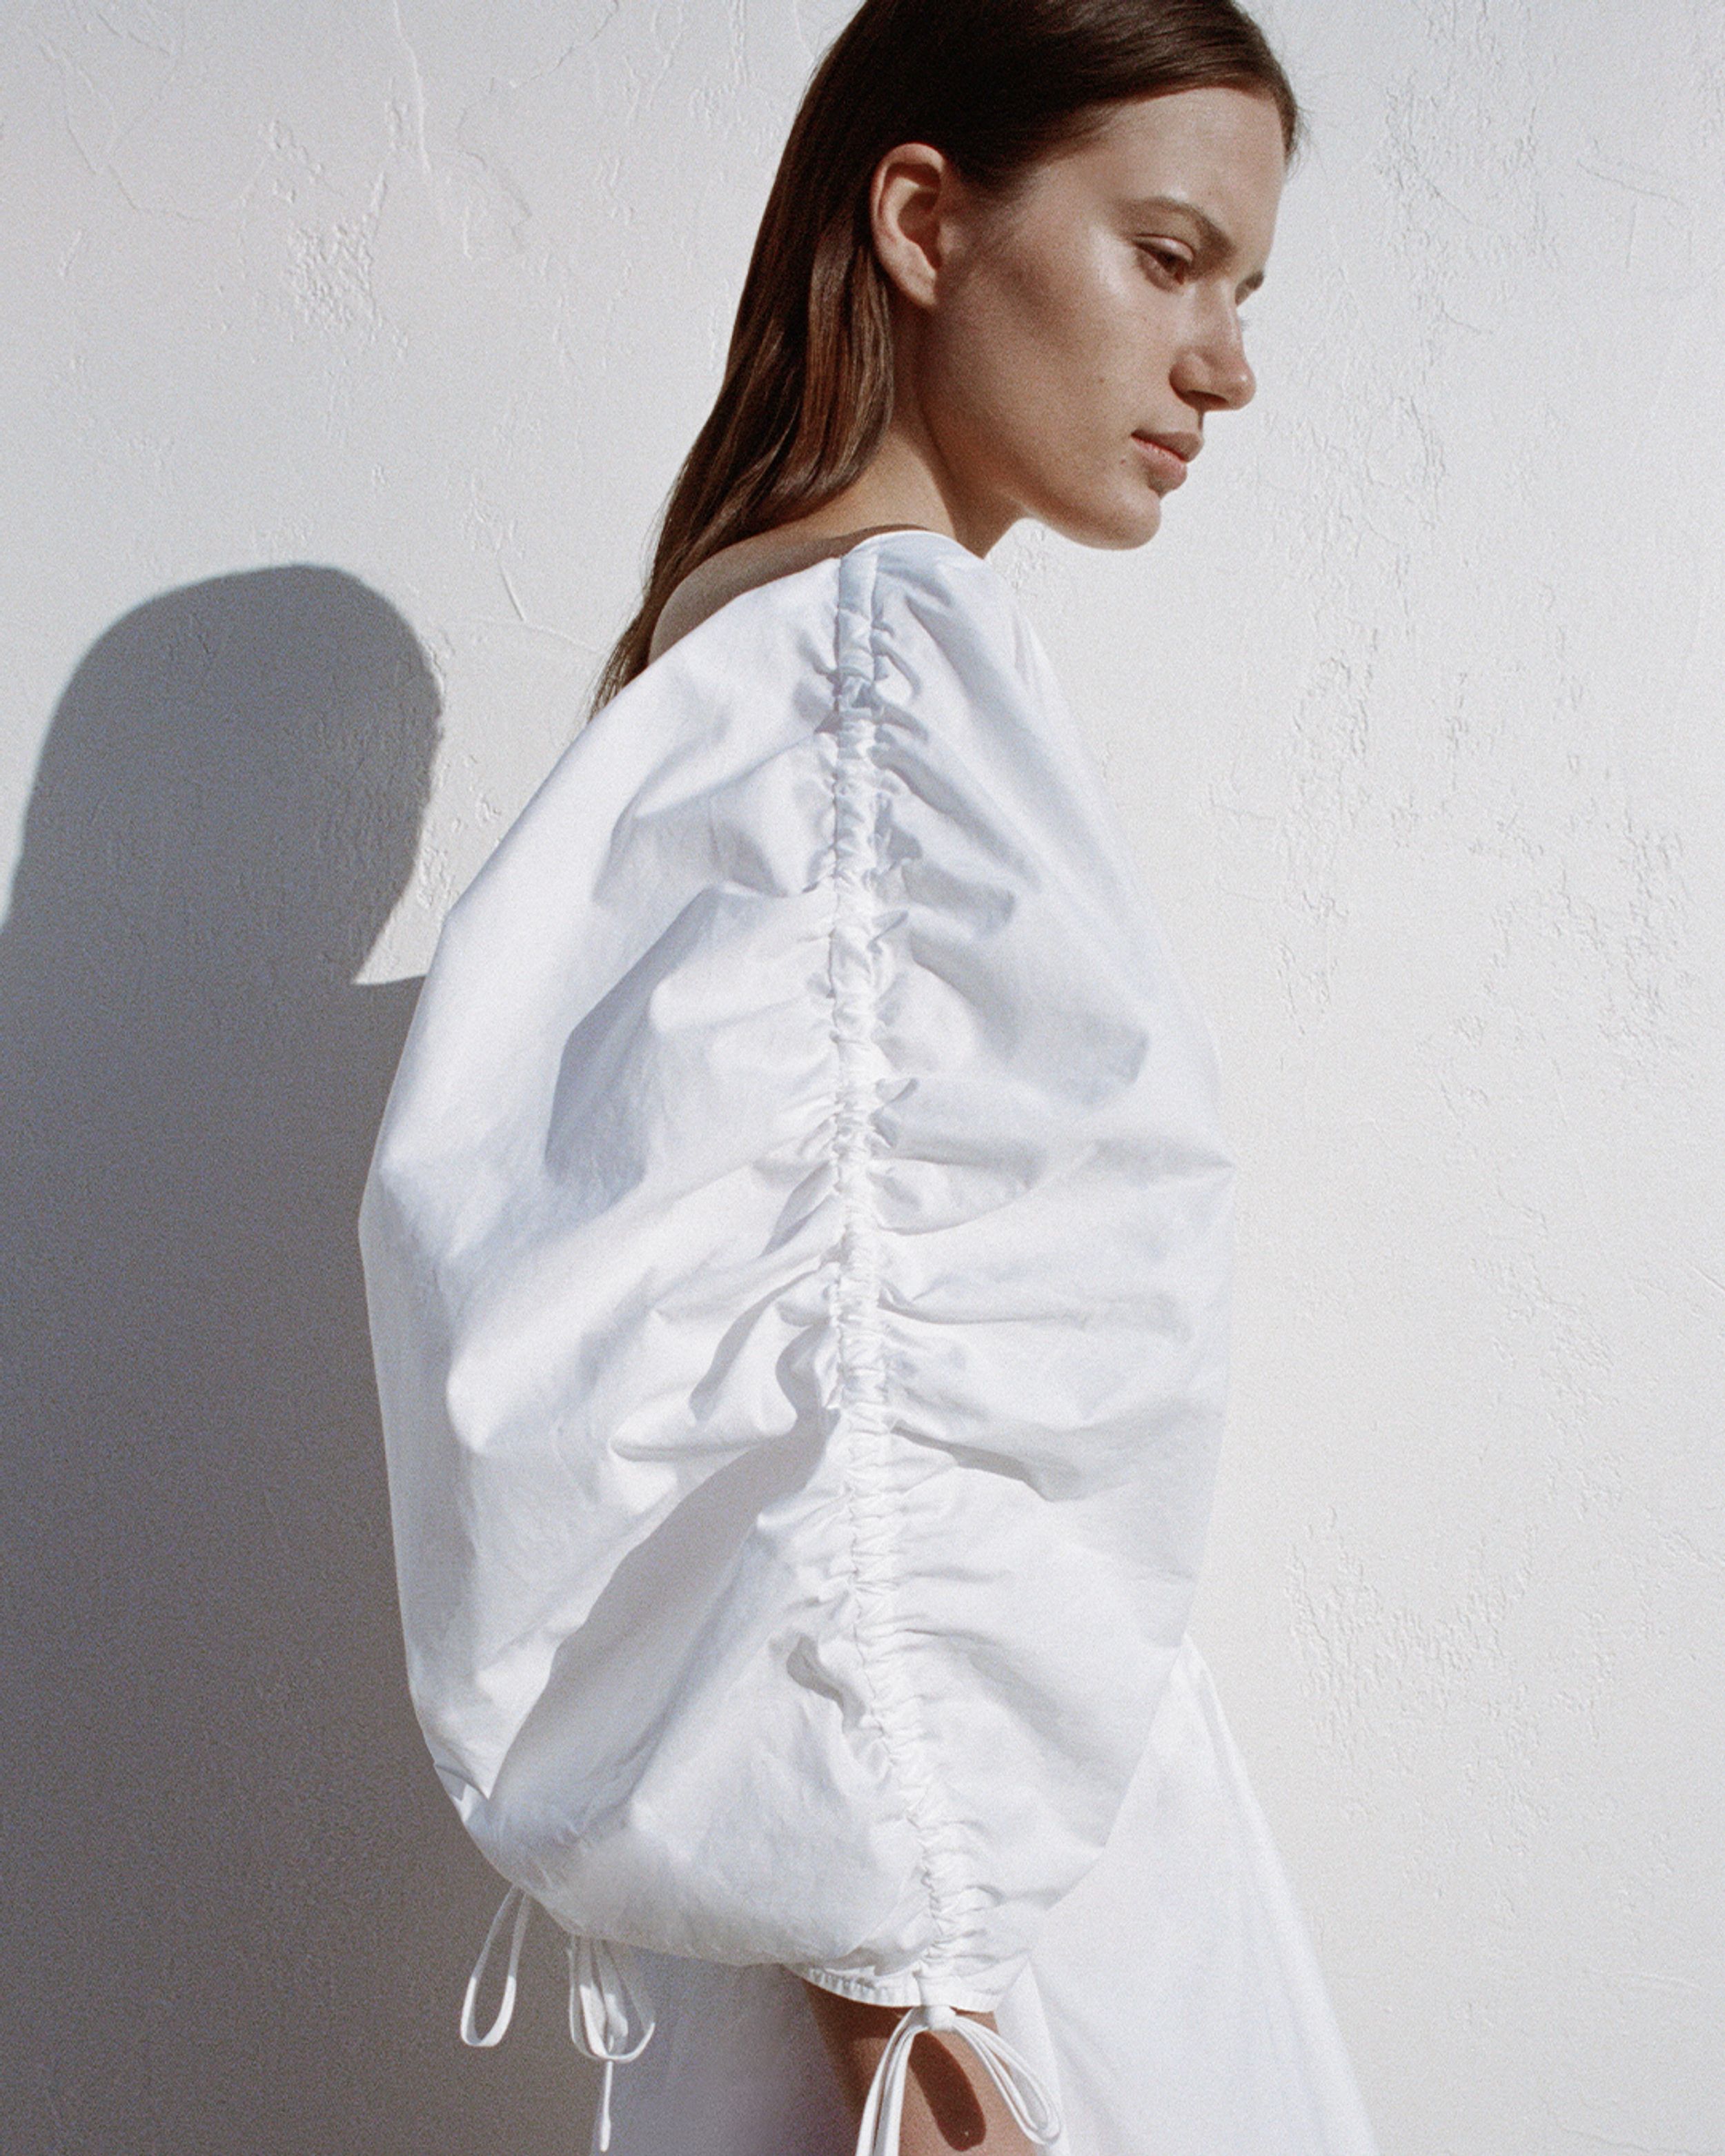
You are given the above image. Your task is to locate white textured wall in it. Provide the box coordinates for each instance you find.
[3,4,1720,2152]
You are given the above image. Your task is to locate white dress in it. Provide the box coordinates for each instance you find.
[357,527,1381,2155]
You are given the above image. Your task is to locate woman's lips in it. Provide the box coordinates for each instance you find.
[1132,433,1190,489]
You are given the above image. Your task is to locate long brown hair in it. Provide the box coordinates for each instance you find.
[588,0,1302,721]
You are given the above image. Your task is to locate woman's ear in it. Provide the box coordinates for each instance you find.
[869,140,965,309]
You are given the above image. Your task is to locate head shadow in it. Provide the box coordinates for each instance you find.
[0,566,586,2149]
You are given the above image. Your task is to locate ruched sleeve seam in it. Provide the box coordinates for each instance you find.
[818,544,979,1992]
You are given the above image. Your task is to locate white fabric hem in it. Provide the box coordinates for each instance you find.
[789,1965,1007,2015]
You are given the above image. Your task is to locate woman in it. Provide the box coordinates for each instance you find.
[359,3,1382,2153]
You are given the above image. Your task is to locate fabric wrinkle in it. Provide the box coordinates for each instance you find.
[356,526,1381,2155]
[820,544,975,1999]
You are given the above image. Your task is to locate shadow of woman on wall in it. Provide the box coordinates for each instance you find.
[0,566,589,2153]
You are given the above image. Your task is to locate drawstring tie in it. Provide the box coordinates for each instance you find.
[457,1891,1056,2156]
[855,2001,1063,2156]
[459,1883,655,2152]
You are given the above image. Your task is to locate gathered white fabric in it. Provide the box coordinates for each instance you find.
[359,527,1241,2144]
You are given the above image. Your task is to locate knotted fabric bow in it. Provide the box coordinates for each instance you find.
[855,2001,1063,2156]
[460,1883,656,2152]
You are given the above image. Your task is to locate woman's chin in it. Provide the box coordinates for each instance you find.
[1053,488,1165,552]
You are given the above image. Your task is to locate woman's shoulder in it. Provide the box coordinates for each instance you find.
[645,522,1006,668]
[646,526,851,664]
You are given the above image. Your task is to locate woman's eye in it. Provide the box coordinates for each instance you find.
[1138,244,1190,284]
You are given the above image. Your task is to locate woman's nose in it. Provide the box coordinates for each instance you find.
[1172,323,1255,413]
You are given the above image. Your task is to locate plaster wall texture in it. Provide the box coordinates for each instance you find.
[2,3,1720,2153]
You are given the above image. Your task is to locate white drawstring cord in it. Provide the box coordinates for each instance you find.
[854,2001,1063,2156]
[566,1932,656,2152]
[459,1882,533,2046]
[458,1883,656,2152]
[458,1893,1051,2156]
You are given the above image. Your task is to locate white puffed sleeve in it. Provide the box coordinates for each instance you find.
[359,531,1235,2026]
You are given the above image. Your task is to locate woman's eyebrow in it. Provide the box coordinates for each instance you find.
[1122,192,1267,295]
